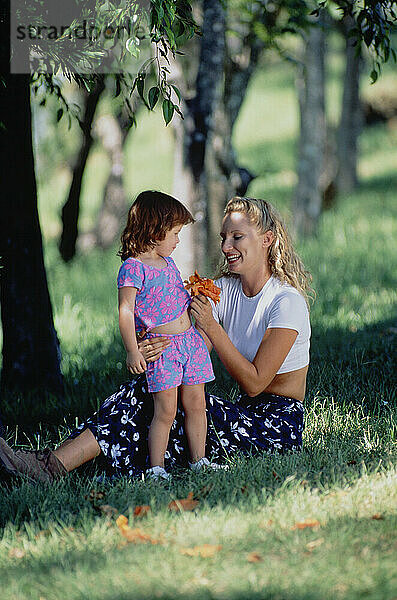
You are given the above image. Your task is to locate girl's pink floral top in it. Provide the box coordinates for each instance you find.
[117,256,191,332]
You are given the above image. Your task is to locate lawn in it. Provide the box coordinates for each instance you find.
[0,45,396,599]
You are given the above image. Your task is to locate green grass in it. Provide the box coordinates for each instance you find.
[1,49,397,599]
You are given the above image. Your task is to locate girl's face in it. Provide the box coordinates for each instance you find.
[220,212,272,275]
[155,224,183,257]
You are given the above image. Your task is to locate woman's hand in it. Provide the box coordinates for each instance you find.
[126,350,147,374]
[189,294,216,335]
[138,336,170,363]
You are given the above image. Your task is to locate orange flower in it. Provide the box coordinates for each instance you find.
[184,271,221,304]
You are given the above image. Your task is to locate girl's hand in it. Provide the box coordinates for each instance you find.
[189,294,216,334]
[138,336,170,363]
[126,350,147,374]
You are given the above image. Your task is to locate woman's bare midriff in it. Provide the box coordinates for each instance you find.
[261,365,308,403]
[149,310,191,335]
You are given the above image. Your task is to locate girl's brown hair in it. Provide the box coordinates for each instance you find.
[219,197,314,305]
[118,191,194,261]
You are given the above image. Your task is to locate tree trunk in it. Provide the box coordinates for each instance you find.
[292,21,326,236]
[59,76,105,262]
[78,109,129,252]
[204,35,262,271]
[336,15,362,193]
[172,0,226,276]
[0,75,64,397]
[172,0,263,275]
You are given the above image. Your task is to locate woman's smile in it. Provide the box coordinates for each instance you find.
[225,252,241,265]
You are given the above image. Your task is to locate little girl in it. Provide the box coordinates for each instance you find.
[117,190,221,480]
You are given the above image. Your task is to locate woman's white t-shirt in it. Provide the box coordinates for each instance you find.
[211,276,310,374]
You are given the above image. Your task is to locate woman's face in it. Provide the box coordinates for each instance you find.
[220,212,271,275]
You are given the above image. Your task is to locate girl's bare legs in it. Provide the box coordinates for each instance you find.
[53,429,101,472]
[148,388,178,468]
[180,383,207,463]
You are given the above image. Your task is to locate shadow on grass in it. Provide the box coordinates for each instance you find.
[308,315,397,409]
[358,171,397,196]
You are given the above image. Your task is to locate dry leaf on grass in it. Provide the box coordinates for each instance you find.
[247,551,263,563]
[371,513,384,520]
[168,492,199,512]
[9,548,26,559]
[35,529,51,540]
[133,505,151,518]
[116,515,161,544]
[305,538,324,551]
[180,544,222,557]
[291,519,321,530]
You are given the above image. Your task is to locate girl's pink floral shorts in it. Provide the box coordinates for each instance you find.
[145,326,214,393]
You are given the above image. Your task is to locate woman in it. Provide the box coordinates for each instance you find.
[0,197,312,483]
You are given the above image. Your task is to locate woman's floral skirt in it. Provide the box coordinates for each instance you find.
[69,375,304,478]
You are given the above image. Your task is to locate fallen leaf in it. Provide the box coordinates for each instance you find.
[259,519,274,529]
[9,548,25,559]
[180,544,222,557]
[272,470,280,480]
[116,515,128,528]
[291,519,321,530]
[371,513,384,520]
[133,505,151,518]
[347,460,357,465]
[116,514,161,544]
[306,538,324,551]
[247,551,263,562]
[35,529,51,539]
[99,504,118,517]
[168,492,199,512]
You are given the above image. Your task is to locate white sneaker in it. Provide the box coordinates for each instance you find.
[189,457,229,471]
[145,466,171,481]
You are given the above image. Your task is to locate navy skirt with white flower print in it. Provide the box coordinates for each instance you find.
[68,375,304,478]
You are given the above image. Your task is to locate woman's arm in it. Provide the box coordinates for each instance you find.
[190,295,297,397]
[118,287,147,374]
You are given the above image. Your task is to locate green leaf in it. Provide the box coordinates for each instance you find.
[171,84,181,103]
[148,86,160,110]
[136,74,145,100]
[370,69,378,84]
[162,99,174,125]
[125,37,140,59]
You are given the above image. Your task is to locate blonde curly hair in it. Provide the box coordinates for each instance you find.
[218,197,314,305]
